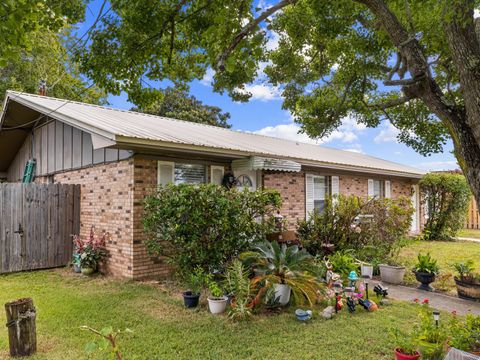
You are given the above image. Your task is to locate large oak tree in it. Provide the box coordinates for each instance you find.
[79,0,480,205]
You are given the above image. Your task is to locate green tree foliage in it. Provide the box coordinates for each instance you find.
[420,173,471,241]
[0,28,105,104]
[142,184,281,277]
[297,195,413,260]
[132,87,230,127]
[78,0,480,208]
[0,0,86,65]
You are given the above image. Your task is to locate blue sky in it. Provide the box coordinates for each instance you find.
[77,1,468,172]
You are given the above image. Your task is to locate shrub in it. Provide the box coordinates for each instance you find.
[142,184,281,278]
[328,250,358,277]
[420,173,471,240]
[297,195,413,259]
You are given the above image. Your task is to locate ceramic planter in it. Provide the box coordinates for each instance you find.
[274,283,291,306]
[183,291,200,308]
[394,349,420,360]
[73,264,81,273]
[379,264,405,284]
[454,277,480,300]
[414,271,436,291]
[81,267,95,276]
[207,296,228,314]
[361,264,374,279]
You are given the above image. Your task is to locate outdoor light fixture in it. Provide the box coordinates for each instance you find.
[362,275,370,300]
[433,311,440,327]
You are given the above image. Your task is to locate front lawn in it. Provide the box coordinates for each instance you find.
[0,269,421,359]
[399,239,480,294]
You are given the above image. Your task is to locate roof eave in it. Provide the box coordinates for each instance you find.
[115,136,425,179]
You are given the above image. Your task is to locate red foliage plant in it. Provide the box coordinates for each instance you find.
[73,227,109,254]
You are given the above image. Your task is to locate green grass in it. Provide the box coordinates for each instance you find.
[0,269,422,360]
[399,239,480,294]
[458,229,480,239]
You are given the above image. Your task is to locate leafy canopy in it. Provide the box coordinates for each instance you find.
[78,0,479,155]
[0,28,105,104]
[0,0,86,65]
[131,87,230,127]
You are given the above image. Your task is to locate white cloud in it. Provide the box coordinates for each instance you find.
[475,8,479,18]
[200,68,215,86]
[374,122,400,143]
[238,83,281,101]
[252,115,366,144]
[416,160,459,171]
[342,143,364,154]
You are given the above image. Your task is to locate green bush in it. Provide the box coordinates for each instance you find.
[297,195,413,260]
[420,173,471,240]
[142,184,281,278]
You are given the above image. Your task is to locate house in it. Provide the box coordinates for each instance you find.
[0,91,425,278]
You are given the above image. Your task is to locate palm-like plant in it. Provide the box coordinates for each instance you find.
[240,241,322,306]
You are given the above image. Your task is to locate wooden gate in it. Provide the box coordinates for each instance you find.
[0,183,80,273]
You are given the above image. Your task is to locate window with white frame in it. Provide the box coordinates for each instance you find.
[368,179,391,199]
[306,174,339,218]
[157,161,207,186]
[313,175,330,212]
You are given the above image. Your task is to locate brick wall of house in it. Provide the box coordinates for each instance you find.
[48,159,136,277]
[263,169,417,229]
[263,171,306,228]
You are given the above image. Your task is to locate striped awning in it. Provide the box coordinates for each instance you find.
[232,156,301,173]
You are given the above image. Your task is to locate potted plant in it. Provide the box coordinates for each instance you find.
[391,328,420,360]
[73,228,108,276]
[360,261,374,279]
[183,267,206,308]
[452,260,480,300]
[207,281,228,314]
[413,252,439,291]
[379,241,406,285]
[240,241,320,307]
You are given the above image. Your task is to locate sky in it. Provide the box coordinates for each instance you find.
[74,1,480,172]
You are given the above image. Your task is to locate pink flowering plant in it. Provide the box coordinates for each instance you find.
[73,227,109,270]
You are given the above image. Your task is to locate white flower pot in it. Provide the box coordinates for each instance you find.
[361,265,374,279]
[207,296,228,314]
[274,284,291,306]
[379,264,405,284]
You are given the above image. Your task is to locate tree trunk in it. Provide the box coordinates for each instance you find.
[5,298,37,357]
[357,0,480,210]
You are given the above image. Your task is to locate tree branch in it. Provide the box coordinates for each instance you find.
[367,94,415,110]
[215,0,297,71]
[383,73,425,86]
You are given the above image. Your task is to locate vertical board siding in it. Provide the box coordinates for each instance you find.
[0,183,80,273]
[6,119,130,182]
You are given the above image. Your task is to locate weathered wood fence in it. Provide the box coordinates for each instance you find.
[465,197,480,229]
[0,183,80,274]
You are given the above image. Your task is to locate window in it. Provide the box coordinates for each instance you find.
[210,166,224,185]
[174,163,206,184]
[313,176,330,212]
[368,179,391,198]
[158,161,206,186]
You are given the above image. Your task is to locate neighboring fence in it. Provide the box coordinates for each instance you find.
[465,197,480,229]
[0,183,80,274]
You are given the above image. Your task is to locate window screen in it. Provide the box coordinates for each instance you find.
[174,163,206,184]
[313,176,330,213]
[373,180,385,198]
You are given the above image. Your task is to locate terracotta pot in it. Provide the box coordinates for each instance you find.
[394,349,420,360]
[379,265,405,284]
[414,271,436,291]
[454,277,480,300]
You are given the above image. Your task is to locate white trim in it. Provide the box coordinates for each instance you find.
[367,179,374,197]
[157,161,174,186]
[210,165,224,185]
[305,174,314,219]
[411,185,419,232]
[385,180,391,198]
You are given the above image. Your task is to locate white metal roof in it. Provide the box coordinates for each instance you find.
[1,91,425,178]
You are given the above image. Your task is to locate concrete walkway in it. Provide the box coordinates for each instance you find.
[372,280,480,315]
[457,237,480,243]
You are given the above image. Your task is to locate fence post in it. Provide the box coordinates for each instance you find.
[5,298,37,356]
